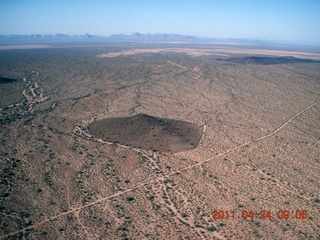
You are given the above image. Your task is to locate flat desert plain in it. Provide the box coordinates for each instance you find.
[0,43,320,239]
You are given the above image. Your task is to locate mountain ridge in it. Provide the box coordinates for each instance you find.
[0,32,269,45]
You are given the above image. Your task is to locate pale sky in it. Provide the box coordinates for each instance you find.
[1,0,320,45]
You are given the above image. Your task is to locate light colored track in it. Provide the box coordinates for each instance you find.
[1,99,319,239]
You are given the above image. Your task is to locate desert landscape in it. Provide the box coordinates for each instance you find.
[0,43,320,239]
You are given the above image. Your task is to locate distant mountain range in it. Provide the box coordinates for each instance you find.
[3,33,315,49]
[0,32,270,45]
[0,33,204,44]
[109,32,199,40]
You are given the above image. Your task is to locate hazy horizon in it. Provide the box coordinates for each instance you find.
[1,0,320,46]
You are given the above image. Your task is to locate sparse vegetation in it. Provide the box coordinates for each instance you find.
[0,44,319,240]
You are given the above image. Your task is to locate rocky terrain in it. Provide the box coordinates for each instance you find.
[0,43,320,239]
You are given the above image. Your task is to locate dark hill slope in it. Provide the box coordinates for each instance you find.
[88,114,202,153]
[221,56,319,65]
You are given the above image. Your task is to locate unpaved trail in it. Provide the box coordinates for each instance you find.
[1,99,319,239]
[250,162,310,201]
[74,210,90,239]
[167,61,203,80]
[1,73,48,115]
[167,60,187,69]
[22,72,48,111]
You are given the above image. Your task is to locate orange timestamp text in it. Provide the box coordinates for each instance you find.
[211,210,308,220]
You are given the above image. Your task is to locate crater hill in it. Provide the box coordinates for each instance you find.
[88,114,202,153]
[221,56,318,65]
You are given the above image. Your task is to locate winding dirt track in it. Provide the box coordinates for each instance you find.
[1,99,319,239]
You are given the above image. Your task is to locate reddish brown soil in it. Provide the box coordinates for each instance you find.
[88,113,202,153]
